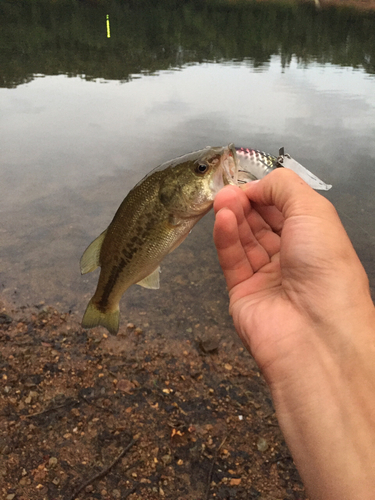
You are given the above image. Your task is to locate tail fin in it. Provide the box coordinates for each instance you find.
[81,300,120,335]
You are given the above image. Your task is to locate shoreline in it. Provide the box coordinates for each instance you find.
[252,0,375,11]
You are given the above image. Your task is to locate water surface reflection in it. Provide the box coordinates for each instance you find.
[1,1,374,319]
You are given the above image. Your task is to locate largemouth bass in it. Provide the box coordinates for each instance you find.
[80,145,237,334]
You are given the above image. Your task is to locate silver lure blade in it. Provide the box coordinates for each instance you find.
[277,148,332,191]
[235,148,277,184]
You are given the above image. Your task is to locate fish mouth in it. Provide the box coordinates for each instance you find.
[222,143,239,186]
[210,144,239,195]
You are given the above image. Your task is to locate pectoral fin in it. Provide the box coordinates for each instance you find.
[80,229,107,274]
[168,214,183,226]
[136,267,160,289]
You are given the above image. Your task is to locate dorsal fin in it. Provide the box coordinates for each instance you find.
[80,229,107,274]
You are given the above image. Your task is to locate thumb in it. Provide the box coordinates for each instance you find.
[243,168,337,222]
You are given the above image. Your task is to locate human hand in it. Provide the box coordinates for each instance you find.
[214,168,373,383]
[214,169,375,499]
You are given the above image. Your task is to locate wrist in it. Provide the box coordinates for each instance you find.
[268,318,375,500]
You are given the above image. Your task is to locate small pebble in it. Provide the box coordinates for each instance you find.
[0,313,13,324]
[48,457,58,468]
[199,338,219,353]
[117,379,135,393]
[161,454,172,465]
[257,436,269,452]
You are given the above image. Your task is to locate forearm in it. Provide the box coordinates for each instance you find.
[214,174,375,498]
[269,319,375,500]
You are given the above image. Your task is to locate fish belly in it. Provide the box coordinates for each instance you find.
[85,215,198,332]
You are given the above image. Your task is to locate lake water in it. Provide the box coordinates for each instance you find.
[1,0,374,323]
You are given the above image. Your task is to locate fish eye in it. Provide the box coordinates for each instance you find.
[195,163,208,174]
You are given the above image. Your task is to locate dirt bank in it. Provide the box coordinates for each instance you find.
[0,300,306,500]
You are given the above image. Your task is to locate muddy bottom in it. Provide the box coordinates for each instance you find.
[0,300,306,500]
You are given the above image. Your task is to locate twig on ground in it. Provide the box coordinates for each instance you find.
[69,437,138,500]
[124,487,136,498]
[267,454,293,465]
[205,434,228,500]
[23,400,79,419]
[78,394,113,413]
